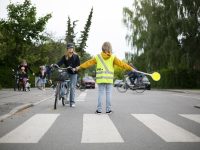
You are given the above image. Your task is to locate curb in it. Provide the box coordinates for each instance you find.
[0,95,53,122]
[194,105,200,109]
[0,103,33,122]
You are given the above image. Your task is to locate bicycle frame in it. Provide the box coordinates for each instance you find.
[117,75,146,93]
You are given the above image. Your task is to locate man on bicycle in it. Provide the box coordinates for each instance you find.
[127,63,139,85]
[56,43,80,107]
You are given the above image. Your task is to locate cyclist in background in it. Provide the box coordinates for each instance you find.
[127,63,139,85]
[18,59,34,76]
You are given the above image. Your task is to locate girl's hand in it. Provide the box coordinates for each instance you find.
[76,66,80,71]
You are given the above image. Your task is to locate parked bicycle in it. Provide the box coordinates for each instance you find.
[117,74,150,93]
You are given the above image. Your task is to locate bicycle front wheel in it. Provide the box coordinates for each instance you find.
[54,83,60,109]
[117,81,128,93]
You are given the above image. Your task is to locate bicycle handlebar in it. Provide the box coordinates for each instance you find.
[51,64,75,73]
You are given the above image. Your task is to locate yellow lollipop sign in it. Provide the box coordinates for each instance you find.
[134,70,161,81]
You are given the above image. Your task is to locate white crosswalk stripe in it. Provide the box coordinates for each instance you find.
[81,114,124,143]
[1,113,200,144]
[132,114,200,142]
[180,114,200,124]
[76,90,88,101]
[0,114,59,143]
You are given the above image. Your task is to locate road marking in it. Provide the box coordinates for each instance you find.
[132,114,200,142]
[81,114,124,143]
[180,114,200,124]
[34,95,54,105]
[173,94,200,100]
[76,90,87,101]
[0,114,59,143]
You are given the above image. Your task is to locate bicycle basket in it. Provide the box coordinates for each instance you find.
[50,69,69,81]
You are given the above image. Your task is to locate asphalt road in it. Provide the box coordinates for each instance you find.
[0,88,200,150]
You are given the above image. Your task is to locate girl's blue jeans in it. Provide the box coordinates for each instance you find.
[61,73,77,104]
[97,83,112,112]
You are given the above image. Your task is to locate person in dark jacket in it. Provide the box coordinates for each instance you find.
[56,43,80,107]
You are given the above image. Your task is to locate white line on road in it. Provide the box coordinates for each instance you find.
[33,95,54,105]
[76,90,87,101]
[132,114,200,142]
[81,114,124,143]
[173,94,200,100]
[180,114,200,124]
[0,114,60,143]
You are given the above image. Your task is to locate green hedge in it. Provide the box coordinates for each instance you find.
[151,69,200,89]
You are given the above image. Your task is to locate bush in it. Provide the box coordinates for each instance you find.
[151,69,200,89]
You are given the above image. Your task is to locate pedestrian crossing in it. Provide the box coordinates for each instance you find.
[81,114,124,143]
[0,114,59,143]
[132,114,200,142]
[0,113,200,143]
[76,90,88,101]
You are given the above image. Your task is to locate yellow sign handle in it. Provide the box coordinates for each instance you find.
[134,70,161,81]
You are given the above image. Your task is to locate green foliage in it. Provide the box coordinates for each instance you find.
[65,8,93,58]
[0,1,93,88]
[151,69,200,89]
[77,8,93,56]
[123,0,200,71]
[114,66,125,80]
[65,17,77,44]
[0,0,51,66]
[123,0,200,88]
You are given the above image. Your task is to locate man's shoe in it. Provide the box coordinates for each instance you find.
[71,104,76,107]
[95,110,101,114]
[106,110,113,114]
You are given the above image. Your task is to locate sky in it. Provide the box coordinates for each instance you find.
[0,0,133,59]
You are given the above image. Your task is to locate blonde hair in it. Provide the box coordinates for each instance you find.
[102,41,112,53]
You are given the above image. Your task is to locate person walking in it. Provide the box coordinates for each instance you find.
[76,41,135,113]
[56,43,80,107]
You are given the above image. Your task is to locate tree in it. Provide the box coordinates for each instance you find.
[123,0,200,71]
[65,17,78,44]
[123,0,200,88]
[77,7,93,56]
[0,0,51,66]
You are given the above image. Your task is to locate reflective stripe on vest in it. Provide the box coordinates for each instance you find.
[95,54,115,83]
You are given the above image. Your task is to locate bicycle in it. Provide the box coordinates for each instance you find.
[117,74,148,93]
[12,68,31,91]
[50,64,75,109]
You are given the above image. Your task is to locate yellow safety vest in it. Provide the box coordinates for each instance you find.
[95,54,115,83]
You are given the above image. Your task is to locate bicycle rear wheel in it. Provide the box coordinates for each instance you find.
[135,83,146,93]
[117,81,128,93]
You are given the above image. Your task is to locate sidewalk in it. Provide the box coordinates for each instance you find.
[0,88,54,121]
[159,89,200,108]
[165,89,200,95]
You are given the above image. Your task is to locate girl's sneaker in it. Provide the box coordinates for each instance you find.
[106,110,113,114]
[95,110,101,114]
